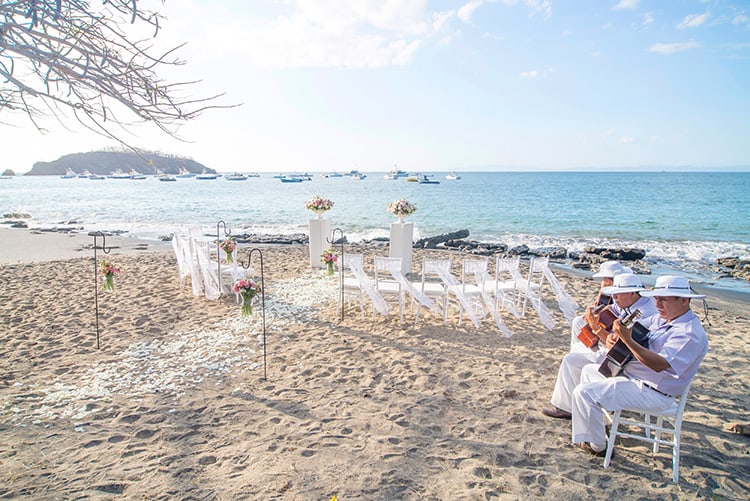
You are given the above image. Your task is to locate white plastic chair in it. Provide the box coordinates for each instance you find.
[448,258,489,326]
[338,253,367,320]
[373,256,405,322]
[518,256,547,316]
[482,256,524,319]
[603,382,692,483]
[412,257,451,325]
[171,229,192,288]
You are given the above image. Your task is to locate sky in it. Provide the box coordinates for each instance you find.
[4,0,750,173]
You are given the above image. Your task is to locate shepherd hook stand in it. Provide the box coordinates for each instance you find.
[241,248,268,380]
[216,220,232,295]
[327,228,346,321]
[91,231,110,350]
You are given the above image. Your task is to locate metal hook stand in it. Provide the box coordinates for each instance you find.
[216,220,232,294]
[91,231,111,350]
[240,248,268,380]
[327,228,346,321]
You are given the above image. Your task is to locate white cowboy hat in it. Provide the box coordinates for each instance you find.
[600,273,646,295]
[640,275,706,299]
[592,261,623,279]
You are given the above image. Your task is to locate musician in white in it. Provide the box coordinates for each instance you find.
[570,275,708,456]
[568,260,626,351]
[542,273,657,420]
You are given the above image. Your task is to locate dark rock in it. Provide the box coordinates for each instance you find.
[1,169,15,177]
[530,246,568,259]
[415,229,470,249]
[508,244,530,256]
[3,212,31,219]
[10,222,28,228]
[582,247,646,261]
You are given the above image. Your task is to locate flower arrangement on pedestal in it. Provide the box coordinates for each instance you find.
[305,195,334,217]
[387,198,417,222]
[99,258,121,292]
[233,278,262,316]
[321,249,338,275]
[219,237,237,263]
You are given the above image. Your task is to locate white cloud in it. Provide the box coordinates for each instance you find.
[678,12,710,29]
[643,12,654,25]
[612,0,639,11]
[458,0,485,23]
[482,32,506,41]
[170,0,440,69]
[604,129,615,137]
[648,41,700,54]
[619,136,636,144]
[731,13,749,25]
[520,67,555,78]
[524,0,552,19]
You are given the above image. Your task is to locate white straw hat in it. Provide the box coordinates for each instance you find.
[592,261,623,279]
[640,275,706,299]
[601,273,646,295]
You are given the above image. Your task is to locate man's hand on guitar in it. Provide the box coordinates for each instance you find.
[612,319,633,344]
[605,333,618,349]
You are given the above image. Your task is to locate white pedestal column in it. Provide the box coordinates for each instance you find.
[389,221,413,275]
[309,217,331,268]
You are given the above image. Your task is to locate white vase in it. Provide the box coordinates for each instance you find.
[396,214,406,223]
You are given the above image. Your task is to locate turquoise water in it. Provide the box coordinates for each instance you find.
[1,172,749,289]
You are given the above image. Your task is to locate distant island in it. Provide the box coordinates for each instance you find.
[26,150,214,176]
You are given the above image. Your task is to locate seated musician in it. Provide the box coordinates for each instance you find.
[542,273,657,419]
[570,275,708,456]
[568,260,626,351]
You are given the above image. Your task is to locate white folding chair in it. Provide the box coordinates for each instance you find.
[483,256,523,319]
[412,257,451,325]
[519,256,547,317]
[171,229,192,288]
[338,253,367,320]
[604,382,692,483]
[448,258,489,327]
[373,256,405,322]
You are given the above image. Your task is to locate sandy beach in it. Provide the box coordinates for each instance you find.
[1,228,748,499]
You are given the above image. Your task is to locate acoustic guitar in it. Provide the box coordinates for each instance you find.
[576,302,617,349]
[598,310,650,377]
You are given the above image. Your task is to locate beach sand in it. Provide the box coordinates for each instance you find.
[1,228,748,499]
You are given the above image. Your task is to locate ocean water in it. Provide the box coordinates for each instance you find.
[2,171,749,291]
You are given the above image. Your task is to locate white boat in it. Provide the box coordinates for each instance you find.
[78,169,92,178]
[128,169,147,180]
[155,169,176,182]
[196,170,218,180]
[175,167,194,178]
[323,171,344,178]
[89,174,106,180]
[225,172,248,181]
[349,170,366,180]
[384,166,408,180]
[60,168,76,179]
[445,171,461,180]
[246,172,261,178]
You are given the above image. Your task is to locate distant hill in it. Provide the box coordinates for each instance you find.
[26,150,213,176]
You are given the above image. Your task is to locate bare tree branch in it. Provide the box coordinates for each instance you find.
[0,0,237,145]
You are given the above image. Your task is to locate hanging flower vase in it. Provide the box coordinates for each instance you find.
[241,297,253,316]
[326,261,335,275]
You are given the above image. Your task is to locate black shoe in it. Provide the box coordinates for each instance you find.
[575,442,607,457]
[542,406,572,419]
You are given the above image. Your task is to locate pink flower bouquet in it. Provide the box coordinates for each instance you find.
[233,278,262,316]
[321,249,338,275]
[219,237,237,263]
[305,195,334,215]
[99,258,121,292]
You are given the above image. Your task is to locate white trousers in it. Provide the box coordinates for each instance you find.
[571,364,675,449]
[550,349,606,413]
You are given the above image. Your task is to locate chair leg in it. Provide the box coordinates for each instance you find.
[603,411,621,468]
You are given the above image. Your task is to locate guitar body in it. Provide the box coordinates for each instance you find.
[576,305,619,349]
[598,322,650,377]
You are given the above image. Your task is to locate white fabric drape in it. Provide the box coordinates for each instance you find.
[380,257,439,314]
[345,254,391,315]
[469,264,513,337]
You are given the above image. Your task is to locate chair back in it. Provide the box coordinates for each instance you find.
[462,258,488,291]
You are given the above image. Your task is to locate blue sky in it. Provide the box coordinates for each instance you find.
[6,0,750,172]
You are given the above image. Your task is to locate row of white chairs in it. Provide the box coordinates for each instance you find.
[171,229,245,301]
[338,254,557,333]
